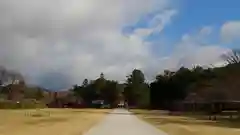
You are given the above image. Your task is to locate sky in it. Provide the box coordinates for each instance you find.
[0,0,240,90]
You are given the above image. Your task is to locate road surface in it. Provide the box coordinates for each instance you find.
[84,109,168,135]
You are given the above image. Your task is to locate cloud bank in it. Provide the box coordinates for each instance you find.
[0,0,233,89]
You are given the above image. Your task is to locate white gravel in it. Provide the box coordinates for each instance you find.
[84,109,168,135]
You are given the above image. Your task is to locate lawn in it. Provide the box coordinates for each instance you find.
[132,109,240,135]
[0,108,110,135]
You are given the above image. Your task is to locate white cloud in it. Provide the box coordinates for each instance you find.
[149,10,177,31]
[136,26,230,80]
[175,45,230,68]
[160,27,230,71]
[200,26,212,36]
[0,1,231,89]
[221,21,240,42]
[0,0,171,89]
[182,26,213,43]
[133,9,177,38]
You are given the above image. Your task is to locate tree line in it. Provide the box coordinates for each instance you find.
[0,50,239,109]
[151,50,240,110]
[70,50,240,109]
[69,70,150,108]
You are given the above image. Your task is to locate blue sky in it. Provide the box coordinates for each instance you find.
[173,0,240,38]
[127,0,240,57]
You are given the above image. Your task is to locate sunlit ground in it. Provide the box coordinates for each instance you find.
[0,109,111,135]
[132,109,240,135]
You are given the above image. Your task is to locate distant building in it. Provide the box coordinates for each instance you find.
[92,100,104,105]
[91,99,105,108]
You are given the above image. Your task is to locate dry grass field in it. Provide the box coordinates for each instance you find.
[0,109,110,135]
[132,109,240,135]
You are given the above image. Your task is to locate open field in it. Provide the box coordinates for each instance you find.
[0,109,111,135]
[132,109,240,135]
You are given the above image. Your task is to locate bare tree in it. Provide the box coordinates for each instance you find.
[0,66,7,85]
[0,66,24,85]
[8,71,24,84]
[0,66,25,100]
[222,49,240,64]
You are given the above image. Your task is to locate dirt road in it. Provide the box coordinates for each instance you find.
[84,109,168,135]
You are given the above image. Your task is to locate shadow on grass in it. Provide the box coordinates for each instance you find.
[134,110,240,129]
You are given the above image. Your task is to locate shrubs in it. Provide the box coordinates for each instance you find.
[0,100,18,109]
[0,99,46,109]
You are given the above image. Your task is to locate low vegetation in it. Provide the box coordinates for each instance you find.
[0,99,46,109]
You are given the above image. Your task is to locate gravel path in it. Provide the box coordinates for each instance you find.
[84,109,168,135]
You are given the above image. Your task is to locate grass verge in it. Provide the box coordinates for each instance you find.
[0,108,111,135]
[132,109,240,135]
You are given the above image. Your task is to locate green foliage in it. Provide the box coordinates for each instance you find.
[101,81,120,104]
[82,79,89,87]
[24,87,44,100]
[124,69,150,108]
[72,73,122,107]
[72,82,97,104]
[35,89,44,100]
[20,99,46,108]
[150,66,219,109]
